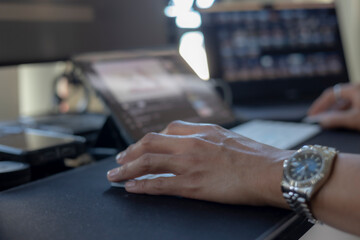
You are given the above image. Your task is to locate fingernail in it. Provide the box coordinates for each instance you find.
[116,152,126,164]
[125,181,136,188]
[107,168,120,179]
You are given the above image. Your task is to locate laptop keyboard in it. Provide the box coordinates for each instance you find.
[230,120,321,150]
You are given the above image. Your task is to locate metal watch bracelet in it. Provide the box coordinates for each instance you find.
[282,188,317,224]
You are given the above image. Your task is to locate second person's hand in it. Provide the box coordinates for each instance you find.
[307,83,360,131]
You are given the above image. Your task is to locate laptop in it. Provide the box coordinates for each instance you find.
[74,48,320,149]
[200,1,350,120]
[74,49,237,144]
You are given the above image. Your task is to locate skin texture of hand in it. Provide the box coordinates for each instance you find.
[107,120,291,207]
[307,83,360,131]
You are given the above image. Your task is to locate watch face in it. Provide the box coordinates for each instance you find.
[287,152,323,182]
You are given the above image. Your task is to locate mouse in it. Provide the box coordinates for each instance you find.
[110,173,176,188]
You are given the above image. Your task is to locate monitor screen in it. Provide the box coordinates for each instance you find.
[201,2,349,104]
[0,0,169,66]
[81,50,236,143]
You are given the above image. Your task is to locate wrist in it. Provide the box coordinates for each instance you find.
[262,149,294,208]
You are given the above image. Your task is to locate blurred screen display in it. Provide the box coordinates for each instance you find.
[201,5,349,102]
[205,8,344,82]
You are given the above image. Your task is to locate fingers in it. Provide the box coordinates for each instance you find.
[308,84,356,116]
[117,122,219,164]
[109,153,190,196]
[307,84,360,131]
[116,132,193,164]
[308,88,337,116]
[108,153,185,182]
[308,111,355,129]
[124,176,186,196]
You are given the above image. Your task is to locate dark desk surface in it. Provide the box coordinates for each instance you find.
[297,128,360,154]
[0,129,359,240]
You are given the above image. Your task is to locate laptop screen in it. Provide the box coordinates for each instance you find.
[80,50,236,143]
[201,2,349,104]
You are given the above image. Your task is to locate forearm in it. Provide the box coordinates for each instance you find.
[312,153,360,235]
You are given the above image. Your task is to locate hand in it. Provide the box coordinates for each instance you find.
[107,121,291,207]
[307,83,360,131]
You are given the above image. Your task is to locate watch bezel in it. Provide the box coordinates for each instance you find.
[283,146,334,190]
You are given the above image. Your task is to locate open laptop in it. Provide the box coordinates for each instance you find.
[74,48,320,150]
[200,1,350,120]
[75,49,237,144]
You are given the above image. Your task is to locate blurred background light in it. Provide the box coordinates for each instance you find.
[175,11,202,29]
[173,0,194,11]
[196,0,216,9]
[164,6,177,18]
[165,0,214,80]
[165,0,214,28]
[179,31,209,80]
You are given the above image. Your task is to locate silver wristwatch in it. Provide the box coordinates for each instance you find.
[281,145,337,223]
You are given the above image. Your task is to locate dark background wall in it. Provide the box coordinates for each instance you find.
[0,0,170,65]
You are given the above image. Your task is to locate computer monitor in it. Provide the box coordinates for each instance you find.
[201,2,350,104]
[0,0,169,66]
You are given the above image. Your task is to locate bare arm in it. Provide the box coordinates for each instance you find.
[312,153,360,235]
[107,121,360,236]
